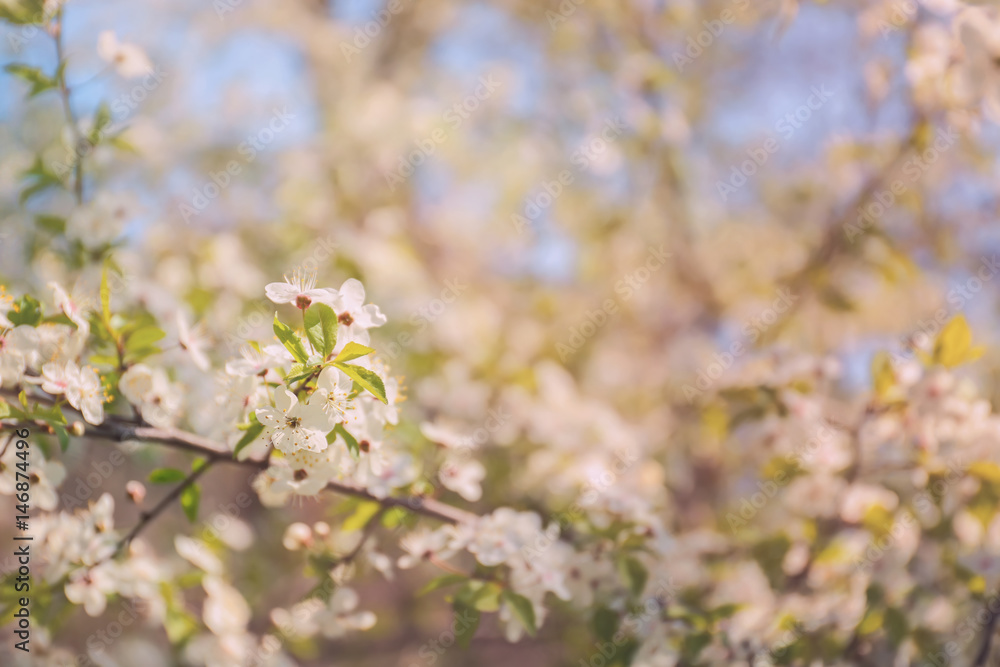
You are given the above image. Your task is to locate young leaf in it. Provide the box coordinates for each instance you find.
[273,314,309,363]
[335,341,374,363]
[233,421,265,458]
[333,423,360,458]
[100,266,112,326]
[127,326,165,350]
[618,556,648,597]
[500,590,537,636]
[304,303,338,357]
[333,362,388,404]
[8,295,41,327]
[4,63,56,98]
[933,315,985,368]
[149,468,187,484]
[54,425,69,452]
[871,351,895,399]
[417,574,467,597]
[453,602,481,648]
[181,484,200,523]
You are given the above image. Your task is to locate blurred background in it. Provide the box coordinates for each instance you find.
[4,0,1000,665]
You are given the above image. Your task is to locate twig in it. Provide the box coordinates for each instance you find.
[103,460,214,563]
[52,8,85,205]
[973,606,1000,667]
[2,389,479,525]
[83,415,477,524]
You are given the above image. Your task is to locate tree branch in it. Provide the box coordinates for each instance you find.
[111,460,213,560]
[83,416,478,525]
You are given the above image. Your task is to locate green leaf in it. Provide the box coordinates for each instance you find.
[304,303,338,358]
[884,607,909,648]
[4,63,55,98]
[19,156,62,205]
[334,423,360,458]
[453,603,481,648]
[593,607,619,642]
[417,574,467,596]
[127,326,165,350]
[181,484,200,523]
[500,590,536,636]
[334,362,387,404]
[871,351,896,400]
[681,631,713,660]
[284,363,318,385]
[342,501,381,532]
[90,103,112,145]
[32,403,66,425]
[8,295,41,327]
[100,266,112,326]
[933,315,985,368]
[35,214,66,234]
[161,583,200,643]
[54,425,69,452]
[233,420,264,458]
[335,341,374,363]
[0,0,47,25]
[969,462,1000,484]
[618,556,648,597]
[273,314,309,363]
[148,468,187,484]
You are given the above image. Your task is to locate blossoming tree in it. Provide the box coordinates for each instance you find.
[4,0,1000,666]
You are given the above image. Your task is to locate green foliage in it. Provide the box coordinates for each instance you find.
[180,484,200,522]
[334,341,374,363]
[4,63,56,98]
[273,314,309,363]
[304,303,338,357]
[8,294,41,326]
[931,315,984,368]
[149,468,187,483]
[500,590,537,636]
[333,362,387,404]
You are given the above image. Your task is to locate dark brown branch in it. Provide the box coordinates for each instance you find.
[1,389,479,525]
[82,416,477,525]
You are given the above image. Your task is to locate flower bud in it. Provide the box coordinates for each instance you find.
[126,480,146,504]
[70,421,86,437]
[283,522,313,551]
